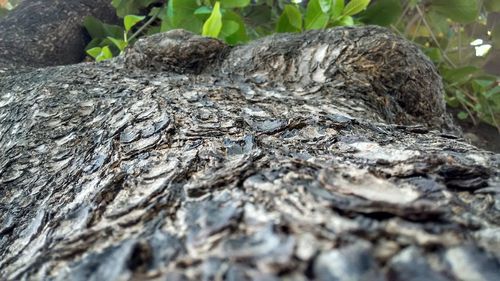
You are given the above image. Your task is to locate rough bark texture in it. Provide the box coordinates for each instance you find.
[1,10,500,281]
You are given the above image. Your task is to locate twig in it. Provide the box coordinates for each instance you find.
[459,99,477,125]
[395,0,411,28]
[128,9,161,42]
[457,24,462,63]
[415,4,456,68]
[411,17,422,42]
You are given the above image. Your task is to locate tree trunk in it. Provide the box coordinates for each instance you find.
[0,4,499,281]
[0,0,117,68]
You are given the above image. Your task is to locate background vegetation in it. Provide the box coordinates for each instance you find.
[1,0,499,131]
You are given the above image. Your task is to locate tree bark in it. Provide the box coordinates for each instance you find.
[0,4,499,281]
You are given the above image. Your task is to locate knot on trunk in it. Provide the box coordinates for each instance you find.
[123,29,228,74]
[220,26,447,128]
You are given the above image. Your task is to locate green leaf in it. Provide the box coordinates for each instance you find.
[485,86,500,99]
[194,6,212,15]
[276,4,303,33]
[430,0,478,23]
[202,2,223,38]
[167,0,203,32]
[124,15,145,32]
[107,37,128,52]
[83,16,106,38]
[455,90,467,103]
[111,0,126,17]
[84,38,102,51]
[222,10,249,44]
[358,0,401,26]
[244,3,272,26]
[160,18,173,32]
[112,0,157,18]
[221,0,250,8]
[424,10,450,38]
[167,0,174,20]
[441,66,479,85]
[305,0,330,30]
[342,0,370,17]
[96,46,113,62]
[471,79,495,93]
[457,111,468,120]
[423,47,442,63]
[473,103,482,112]
[318,0,332,13]
[86,47,102,59]
[338,15,354,26]
[87,46,114,62]
[485,0,500,12]
[83,16,123,39]
[220,20,240,38]
[331,0,345,19]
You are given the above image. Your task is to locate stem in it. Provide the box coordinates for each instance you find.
[458,24,462,64]
[459,99,477,125]
[415,4,456,68]
[128,9,161,42]
[485,103,500,132]
[411,17,422,42]
[396,0,411,28]
[449,84,478,103]
[404,11,421,36]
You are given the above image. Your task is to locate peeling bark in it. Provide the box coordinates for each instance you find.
[0,11,499,281]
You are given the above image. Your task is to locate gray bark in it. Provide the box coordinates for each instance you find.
[0,10,499,281]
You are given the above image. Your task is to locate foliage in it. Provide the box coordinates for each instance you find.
[84,14,146,61]
[384,0,499,130]
[202,1,223,37]
[84,0,371,58]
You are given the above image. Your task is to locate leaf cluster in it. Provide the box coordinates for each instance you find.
[84,0,371,56]
[387,0,500,130]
